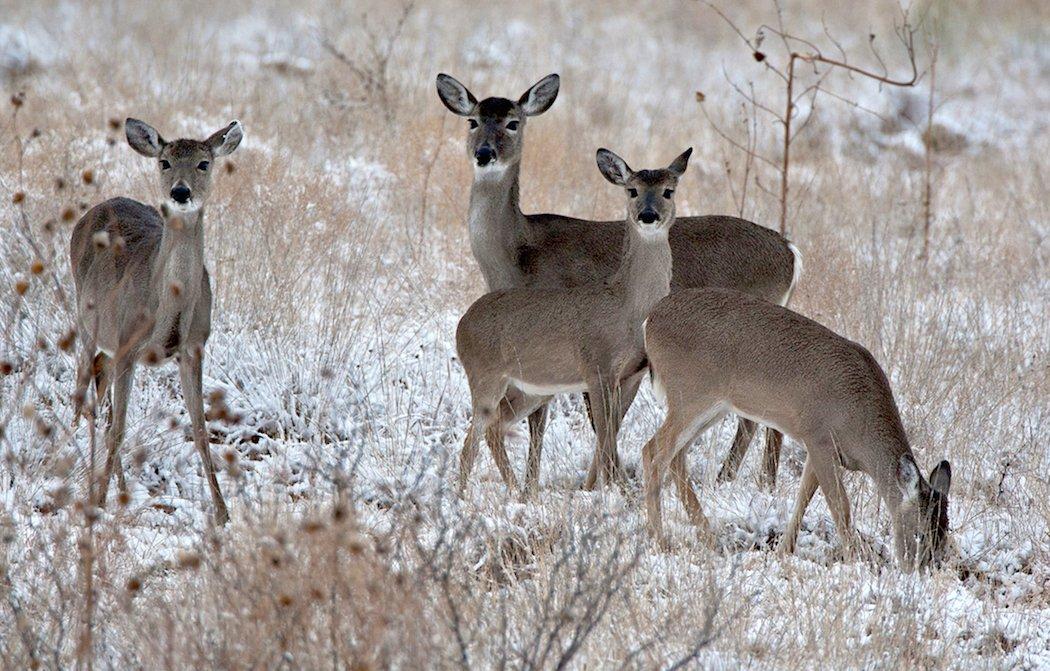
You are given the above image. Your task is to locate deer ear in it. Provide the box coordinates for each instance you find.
[518,74,560,116]
[898,458,923,501]
[206,121,243,157]
[929,460,951,496]
[667,147,693,177]
[596,148,631,186]
[125,118,165,157]
[436,73,478,116]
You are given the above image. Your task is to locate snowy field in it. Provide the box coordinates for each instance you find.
[1,0,1048,667]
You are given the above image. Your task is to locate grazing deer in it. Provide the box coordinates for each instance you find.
[455,148,690,495]
[70,118,243,525]
[437,72,801,492]
[641,288,953,570]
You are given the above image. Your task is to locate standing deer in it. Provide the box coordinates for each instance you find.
[71,118,243,525]
[456,148,690,495]
[641,288,953,571]
[437,73,801,492]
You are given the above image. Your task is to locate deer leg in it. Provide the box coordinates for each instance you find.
[670,449,707,530]
[582,381,624,490]
[779,455,818,555]
[642,414,684,543]
[760,428,784,490]
[178,347,229,526]
[523,402,549,499]
[809,449,854,558]
[457,420,483,496]
[483,422,519,492]
[97,358,133,508]
[93,354,127,498]
[716,417,758,483]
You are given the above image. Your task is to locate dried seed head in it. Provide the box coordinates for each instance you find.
[62,207,76,222]
[301,519,324,534]
[208,389,226,404]
[169,281,183,297]
[35,418,52,438]
[15,279,29,296]
[753,51,766,62]
[225,161,236,174]
[10,92,24,107]
[55,177,66,191]
[35,337,48,351]
[332,503,348,522]
[117,490,130,506]
[12,191,24,204]
[82,169,94,185]
[0,360,13,375]
[30,260,44,275]
[223,449,236,464]
[92,231,109,249]
[695,91,706,103]
[176,551,201,570]
[126,576,142,592]
[108,118,122,131]
[58,329,76,351]
[277,593,294,607]
[142,348,162,366]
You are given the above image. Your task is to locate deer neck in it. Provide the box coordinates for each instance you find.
[153,208,205,314]
[609,221,673,318]
[468,161,527,291]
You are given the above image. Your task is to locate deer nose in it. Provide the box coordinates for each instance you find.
[638,209,660,224]
[474,145,496,166]
[170,185,191,204]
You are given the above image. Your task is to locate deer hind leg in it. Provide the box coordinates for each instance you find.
[716,417,758,483]
[97,357,133,508]
[670,449,707,531]
[779,454,818,555]
[644,403,724,542]
[522,396,553,499]
[92,355,128,498]
[178,347,229,526]
[760,428,784,490]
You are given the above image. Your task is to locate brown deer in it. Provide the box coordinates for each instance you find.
[456,148,689,496]
[70,118,243,525]
[641,288,953,571]
[437,72,801,492]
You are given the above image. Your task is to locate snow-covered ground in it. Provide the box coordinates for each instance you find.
[1,1,1047,667]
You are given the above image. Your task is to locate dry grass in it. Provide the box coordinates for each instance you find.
[0,0,1047,668]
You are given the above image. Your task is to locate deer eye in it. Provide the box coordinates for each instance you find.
[663,189,674,199]
[506,120,519,131]
[468,119,479,130]
[159,160,171,170]
[197,161,210,171]
[627,188,638,198]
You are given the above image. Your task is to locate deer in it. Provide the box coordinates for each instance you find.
[437,72,802,493]
[455,148,690,496]
[641,288,953,571]
[70,118,243,526]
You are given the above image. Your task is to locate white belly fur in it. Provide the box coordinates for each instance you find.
[509,378,588,397]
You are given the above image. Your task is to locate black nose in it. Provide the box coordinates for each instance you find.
[639,210,659,224]
[170,185,191,203]
[474,145,495,166]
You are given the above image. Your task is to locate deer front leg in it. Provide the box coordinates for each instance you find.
[582,380,625,490]
[178,346,229,526]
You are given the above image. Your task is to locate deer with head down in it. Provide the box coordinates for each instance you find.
[642,288,953,570]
